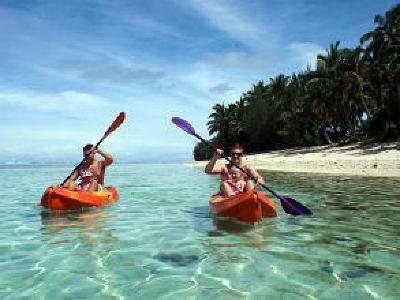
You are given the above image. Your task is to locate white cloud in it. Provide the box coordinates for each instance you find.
[58,57,165,85]
[0,90,112,115]
[0,87,200,162]
[0,89,120,158]
[188,0,265,46]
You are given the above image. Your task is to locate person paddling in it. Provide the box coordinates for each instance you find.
[63,144,114,192]
[205,144,265,196]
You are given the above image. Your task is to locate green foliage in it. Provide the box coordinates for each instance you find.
[194,4,400,160]
[193,140,214,160]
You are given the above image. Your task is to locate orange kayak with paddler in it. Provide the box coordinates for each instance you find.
[210,190,277,223]
[40,186,119,211]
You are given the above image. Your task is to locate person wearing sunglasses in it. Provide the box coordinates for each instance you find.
[205,143,265,196]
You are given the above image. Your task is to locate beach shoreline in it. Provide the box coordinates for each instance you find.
[186,142,400,178]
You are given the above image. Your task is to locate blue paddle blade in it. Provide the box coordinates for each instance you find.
[171,117,196,135]
[278,195,313,216]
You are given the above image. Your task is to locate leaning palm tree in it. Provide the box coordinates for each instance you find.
[207,103,229,136]
[207,102,241,147]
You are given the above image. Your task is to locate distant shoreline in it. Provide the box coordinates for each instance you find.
[186,142,400,178]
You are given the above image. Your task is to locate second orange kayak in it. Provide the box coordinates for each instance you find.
[40,186,119,211]
[210,190,277,223]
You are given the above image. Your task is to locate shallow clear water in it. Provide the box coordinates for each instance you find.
[0,163,399,299]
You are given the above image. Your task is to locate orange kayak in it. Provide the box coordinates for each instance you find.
[210,190,277,223]
[40,186,119,211]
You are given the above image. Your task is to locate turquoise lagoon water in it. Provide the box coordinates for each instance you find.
[0,163,399,299]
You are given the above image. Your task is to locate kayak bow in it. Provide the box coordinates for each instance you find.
[210,190,277,223]
[40,186,119,211]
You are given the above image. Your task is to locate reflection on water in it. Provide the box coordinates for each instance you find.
[40,208,109,234]
[39,208,120,263]
[0,164,399,298]
[211,217,258,234]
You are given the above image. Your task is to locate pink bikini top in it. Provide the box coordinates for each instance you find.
[224,167,245,194]
[78,162,105,184]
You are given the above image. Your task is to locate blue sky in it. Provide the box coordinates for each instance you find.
[0,0,398,163]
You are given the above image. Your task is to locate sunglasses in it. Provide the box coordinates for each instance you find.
[231,152,243,157]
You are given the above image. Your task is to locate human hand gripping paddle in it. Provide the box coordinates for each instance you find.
[61,112,126,186]
[171,117,312,216]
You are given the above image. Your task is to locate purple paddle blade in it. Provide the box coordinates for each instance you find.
[171,117,196,136]
[278,195,312,216]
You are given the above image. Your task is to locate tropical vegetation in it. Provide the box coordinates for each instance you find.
[194,4,400,160]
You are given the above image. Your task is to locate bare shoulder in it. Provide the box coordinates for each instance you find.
[242,163,255,171]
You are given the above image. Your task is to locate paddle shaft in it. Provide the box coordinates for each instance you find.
[193,133,280,198]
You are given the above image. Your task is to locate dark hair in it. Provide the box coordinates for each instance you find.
[83,144,94,152]
[230,143,244,152]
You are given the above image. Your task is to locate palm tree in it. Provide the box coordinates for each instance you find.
[312,42,370,132]
[207,102,244,147]
[360,4,400,137]
[317,41,341,71]
[194,4,399,159]
[207,103,229,136]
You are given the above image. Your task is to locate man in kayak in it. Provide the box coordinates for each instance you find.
[205,144,265,196]
[63,144,114,192]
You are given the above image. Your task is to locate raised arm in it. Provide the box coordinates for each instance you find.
[205,149,224,175]
[97,148,114,167]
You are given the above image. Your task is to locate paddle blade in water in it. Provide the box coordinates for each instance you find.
[171,117,196,135]
[278,195,313,216]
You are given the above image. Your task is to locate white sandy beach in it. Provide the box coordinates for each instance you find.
[187,142,400,178]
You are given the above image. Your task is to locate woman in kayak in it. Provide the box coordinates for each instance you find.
[63,144,114,192]
[205,144,265,196]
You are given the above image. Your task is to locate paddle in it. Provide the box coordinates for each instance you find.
[171,117,312,216]
[61,112,126,186]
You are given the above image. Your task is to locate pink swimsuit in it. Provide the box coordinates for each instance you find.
[77,169,95,191]
[76,161,105,191]
[224,172,245,195]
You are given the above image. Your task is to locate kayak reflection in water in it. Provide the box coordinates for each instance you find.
[63,144,114,192]
[205,144,265,196]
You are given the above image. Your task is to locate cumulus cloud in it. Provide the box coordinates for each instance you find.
[59,57,165,85]
[0,90,112,115]
[0,89,123,161]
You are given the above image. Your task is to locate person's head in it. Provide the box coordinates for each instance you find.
[82,144,95,160]
[230,166,243,181]
[230,143,244,164]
